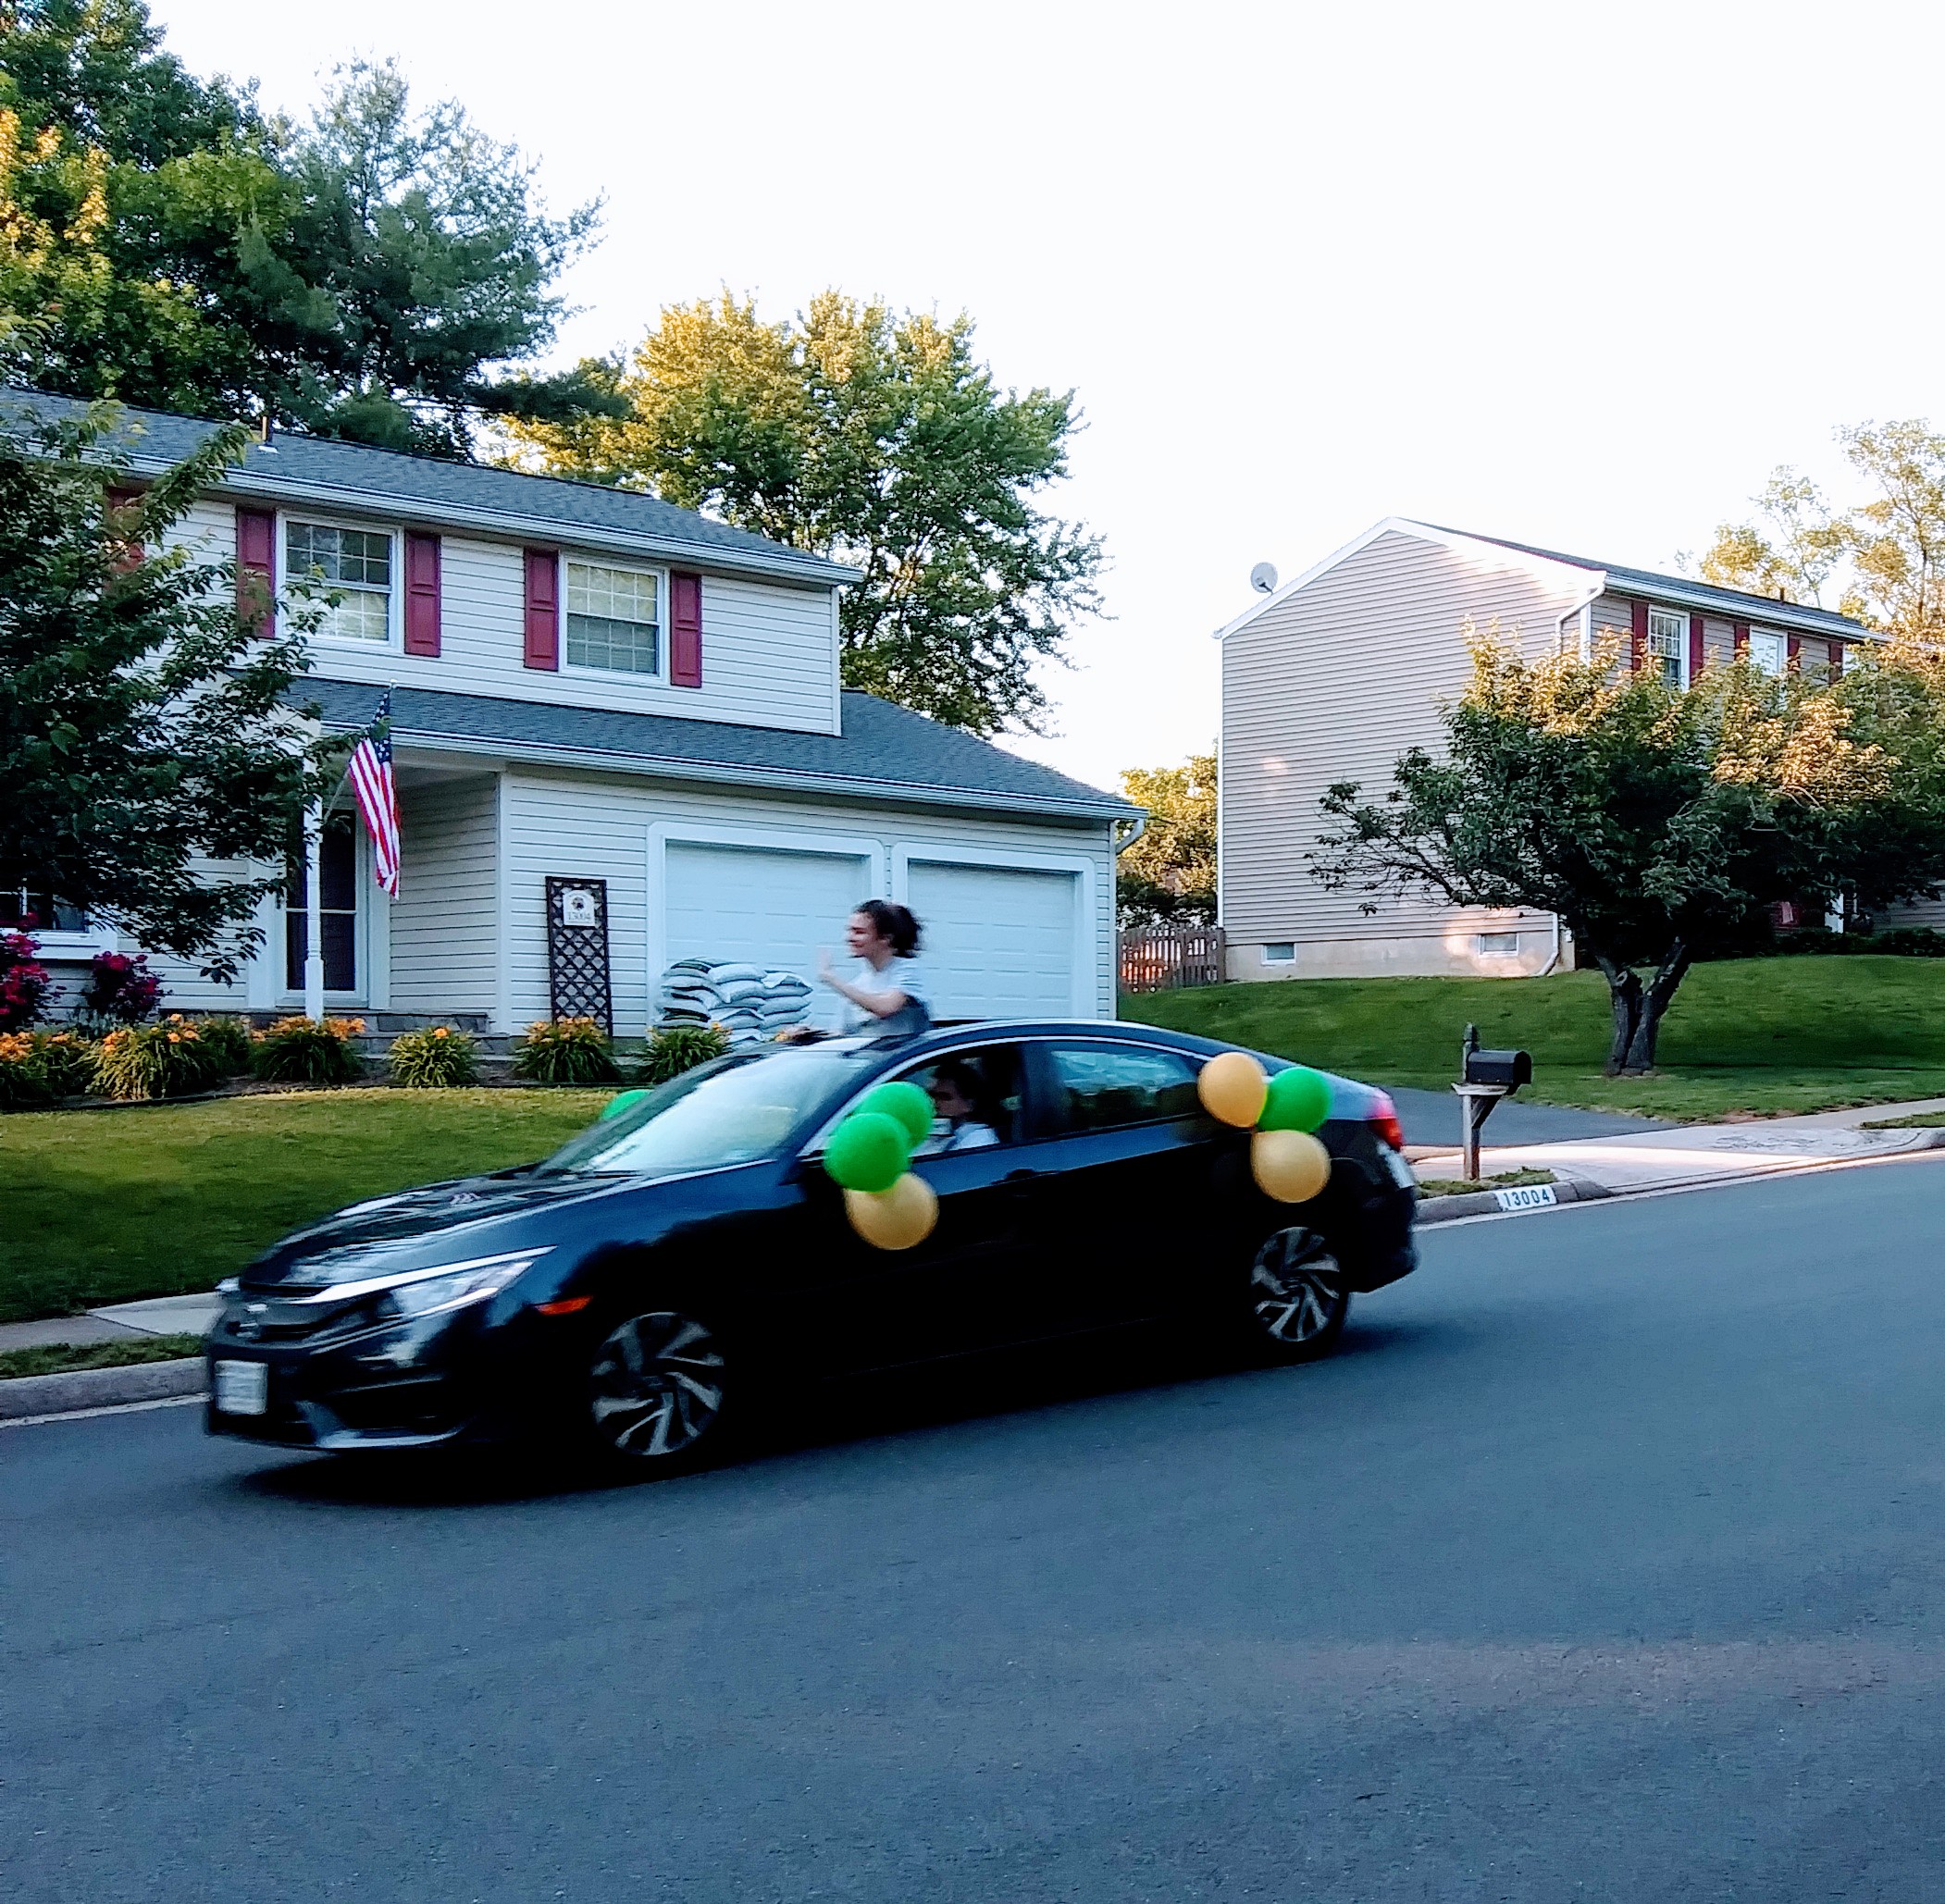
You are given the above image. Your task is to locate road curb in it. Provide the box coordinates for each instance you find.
[0,1356,204,1420]
[1416,1176,1612,1226]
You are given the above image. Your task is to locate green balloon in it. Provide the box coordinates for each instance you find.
[599,1088,650,1122]
[824,1110,912,1193]
[858,1081,935,1148]
[1259,1065,1332,1133]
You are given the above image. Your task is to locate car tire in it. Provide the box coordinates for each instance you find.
[1244,1227,1350,1363]
[584,1305,733,1476]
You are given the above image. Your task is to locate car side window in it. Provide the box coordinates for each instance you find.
[893,1045,1024,1155]
[1044,1043,1201,1133]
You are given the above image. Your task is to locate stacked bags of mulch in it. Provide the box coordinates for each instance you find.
[658,959,814,1045]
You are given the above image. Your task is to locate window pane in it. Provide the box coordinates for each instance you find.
[1047,1043,1200,1132]
[288,522,392,643]
[565,563,659,674]
[896,1047,1023,1153]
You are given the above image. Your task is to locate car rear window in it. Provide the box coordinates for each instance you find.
[544,1050,863,1178]
[1044,1043,1201,1132]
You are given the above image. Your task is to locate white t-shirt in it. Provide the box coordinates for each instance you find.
[843,955,926,1032]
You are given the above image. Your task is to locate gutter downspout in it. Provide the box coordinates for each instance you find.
[1538,578,1606,976]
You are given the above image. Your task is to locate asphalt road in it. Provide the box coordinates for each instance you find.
[7,1159,1945,1902]
[1381,1082,1667,1146]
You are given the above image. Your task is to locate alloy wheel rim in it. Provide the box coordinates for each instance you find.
[1250,1230,1344,1343]
[590,1311,726,1458]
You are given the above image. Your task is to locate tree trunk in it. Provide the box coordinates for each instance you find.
[1594,955,1642,1075]
[1619,941,1692,1074]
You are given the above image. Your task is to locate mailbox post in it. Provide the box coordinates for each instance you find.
[1453,1023,1532,1181]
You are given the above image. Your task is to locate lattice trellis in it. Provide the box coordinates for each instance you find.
[545,876,613,1032]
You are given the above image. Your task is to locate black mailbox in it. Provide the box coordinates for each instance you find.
[1464,1047,1531,1089]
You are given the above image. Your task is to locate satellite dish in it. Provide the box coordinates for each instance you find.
[1249,562,1278,595]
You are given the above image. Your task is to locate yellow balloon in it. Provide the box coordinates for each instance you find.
[1197,1050,1269,1128]
[845,1172,939,1251]
[1251,1129,1332,1203]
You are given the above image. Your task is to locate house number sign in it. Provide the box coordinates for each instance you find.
[545,876,613,1032]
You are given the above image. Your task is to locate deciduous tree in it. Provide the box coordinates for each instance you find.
[1117,749,1216,925]
[0,399,339,979]
[1311,628,1945,1074]
[512,291,1105,735]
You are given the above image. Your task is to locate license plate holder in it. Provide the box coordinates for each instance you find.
[213,1359,268,1416]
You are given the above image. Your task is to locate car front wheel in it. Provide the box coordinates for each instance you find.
[587,1307,730,1473]
[1245,1227,1349,1362]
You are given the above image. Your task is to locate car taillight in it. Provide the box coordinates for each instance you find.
[1368,1092,1406,1152]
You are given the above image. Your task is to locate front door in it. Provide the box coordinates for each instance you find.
[285,812,359,995]
[798,1042,1048,1368]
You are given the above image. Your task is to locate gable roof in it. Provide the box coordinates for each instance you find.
[0,387,858,588]
[298,678,1139,823]
[1216,516,1871,643]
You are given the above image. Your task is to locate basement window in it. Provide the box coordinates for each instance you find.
[1262,942,1296,964]
[1476,932,1521,958]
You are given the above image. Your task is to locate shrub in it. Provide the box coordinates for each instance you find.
[0,931,51,1031]
[72,950,163,1028]
[0,1031,51,1107]
[513,1016,620,1084]
[31,1029,97,1096]
[91,1016,226,1101]
[1775,925,1945,958]
[252,1016,366,1084]
[194,1015,255,1077]
[389,1024,480,1088]
[639,1022,731,1085]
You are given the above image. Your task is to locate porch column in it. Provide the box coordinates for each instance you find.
[303,800,325,1022]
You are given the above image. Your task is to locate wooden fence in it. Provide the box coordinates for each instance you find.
[1119,925,1226,994]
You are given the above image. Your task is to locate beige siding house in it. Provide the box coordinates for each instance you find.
[1217,519,1875,981]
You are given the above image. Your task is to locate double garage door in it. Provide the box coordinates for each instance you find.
[663,842,1089,1024]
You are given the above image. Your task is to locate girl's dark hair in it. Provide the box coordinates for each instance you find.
[854,898,921,955]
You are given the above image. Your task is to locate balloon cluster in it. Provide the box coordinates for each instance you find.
[823,1082,940,1249]
[1196,1051,1334,1202]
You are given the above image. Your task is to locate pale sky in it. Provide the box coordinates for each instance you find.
[154,0,1945,794]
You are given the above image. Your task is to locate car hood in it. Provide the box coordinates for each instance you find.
[239,1169,617,1291]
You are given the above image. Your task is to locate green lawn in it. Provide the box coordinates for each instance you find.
[0,1088,612,1325]
[1122,956,1945,1122]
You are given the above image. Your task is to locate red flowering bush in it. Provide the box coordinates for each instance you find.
[0,932,51,1031]
[75,950,163,1027]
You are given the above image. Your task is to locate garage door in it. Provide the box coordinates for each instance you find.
[664,842,873,1028]
[905,859,1083,1022]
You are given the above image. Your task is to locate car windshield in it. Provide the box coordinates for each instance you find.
[540,1048,867,1179]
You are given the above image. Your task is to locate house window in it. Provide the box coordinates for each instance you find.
[1476,931,1521,958]
[1647,607,1687,688]
[1263,942,1296,964]
[1748,629,1788,677]
[284,813,358,992]
[565,561,662,674]
[1,888,88,933]
[286,521,393,645]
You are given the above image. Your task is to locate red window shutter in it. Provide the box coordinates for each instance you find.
[1688,612,1705,683]
[106,486,143,568]
[1828,638,1844,678]
[1787,635,1802,667]
[404,533,441,656]
[236,506,276,637]
[669,570,702,687]
[1733,621,1749,656]
[1629,599,1648,674]
[524,549,559,670]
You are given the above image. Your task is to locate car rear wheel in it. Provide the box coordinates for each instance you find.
[1245,1227,1349,1362]
[587,1308,730,1473]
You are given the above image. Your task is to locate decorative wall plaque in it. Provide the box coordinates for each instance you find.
[545,875,613,1032]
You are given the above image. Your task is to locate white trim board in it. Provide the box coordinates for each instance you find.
[890,840,1100,1020]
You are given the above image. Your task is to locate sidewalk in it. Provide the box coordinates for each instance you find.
[1413,1095,1945,1208]
[0,1291,219,1356]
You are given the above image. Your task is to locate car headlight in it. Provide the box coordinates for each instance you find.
[297,1248,554,1324]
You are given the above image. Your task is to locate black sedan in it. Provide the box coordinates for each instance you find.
[206,1021,1418,1472]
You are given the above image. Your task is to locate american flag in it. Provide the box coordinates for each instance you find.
[348,689,402,896]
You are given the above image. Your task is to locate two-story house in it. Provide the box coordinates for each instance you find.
[1217,518,1878,981]
[10,390,1135,1033]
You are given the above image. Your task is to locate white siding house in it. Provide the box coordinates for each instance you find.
[1217,519,1877,981]
[11,391,1135,1032]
